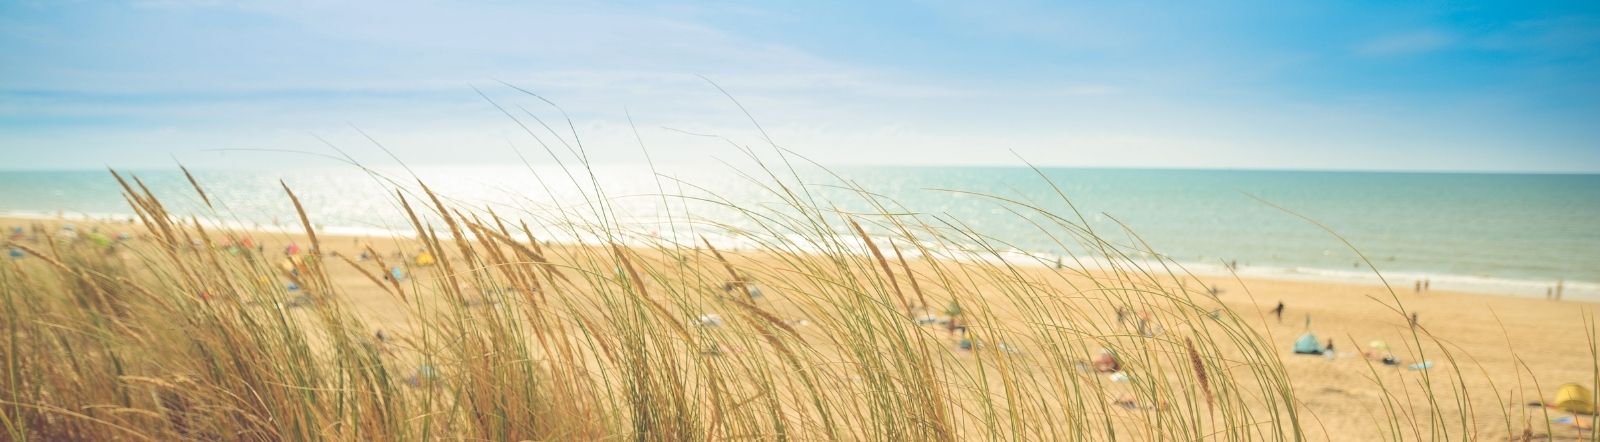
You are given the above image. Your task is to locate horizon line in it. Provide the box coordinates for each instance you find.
[2,162,1598,176]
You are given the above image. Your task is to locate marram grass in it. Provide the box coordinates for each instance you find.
[0,158,1594,441]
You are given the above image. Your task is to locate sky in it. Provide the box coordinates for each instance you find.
[1,0,1597,172]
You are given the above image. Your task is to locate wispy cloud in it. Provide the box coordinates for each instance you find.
[2,1,1597,171]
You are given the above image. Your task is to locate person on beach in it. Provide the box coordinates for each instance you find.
[1271,301,1285,323]
[1414,280,1422,293]
[1409,312,1419,328]
[1135,311,1153,337]
[946,300,966,335]
[1092,348,1119,372]
[1424,278,1430,291]
[722,281,763,301]
[1364,341,1399,366]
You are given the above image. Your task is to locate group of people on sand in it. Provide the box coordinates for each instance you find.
[912,300,973,349]
[1548,279,1567,301]
[1085,347,1169,410]
[1271,296,1430,369]
[1114,306,1165,337]
[7,222,135,258]
[1288,316,1434,369]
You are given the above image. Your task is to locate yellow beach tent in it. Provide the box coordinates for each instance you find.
[415,251,436,267]
[1555,383,1595,414]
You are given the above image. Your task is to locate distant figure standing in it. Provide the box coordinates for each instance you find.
[1409,312,1419,328]
[1135,311,1161,337]
[1423,279,1430,291]
[1271,301,1285,323]
[1414,280,1422,293]
[1547,287,1554,300]
[1556,279,1565,301]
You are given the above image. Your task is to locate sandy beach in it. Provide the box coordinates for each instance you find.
[7,212,1595,441]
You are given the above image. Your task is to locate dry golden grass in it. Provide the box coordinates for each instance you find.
[2,160,1597,441]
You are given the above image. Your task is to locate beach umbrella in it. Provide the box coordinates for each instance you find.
[415,251,436,266]
[285,244,300,255]
[7,247,23,259]
[390,266,404,281]
[1556,383,1596,414]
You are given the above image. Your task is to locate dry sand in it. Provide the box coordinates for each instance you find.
[5,215,1594,440]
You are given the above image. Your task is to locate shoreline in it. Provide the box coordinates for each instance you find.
[6,210,1593,302]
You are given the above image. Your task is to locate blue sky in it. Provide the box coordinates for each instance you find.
[1,1,1597,171]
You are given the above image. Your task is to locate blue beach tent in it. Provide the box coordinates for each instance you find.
[1293,333,1322,355]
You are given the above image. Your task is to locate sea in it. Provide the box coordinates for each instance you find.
[2,165,1596,300]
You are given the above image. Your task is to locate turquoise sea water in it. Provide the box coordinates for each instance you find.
[2,166,1596,299]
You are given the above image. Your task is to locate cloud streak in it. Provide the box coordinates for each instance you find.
[1,0,1597,172]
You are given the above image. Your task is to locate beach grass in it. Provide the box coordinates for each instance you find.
[2,153,1596,441]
